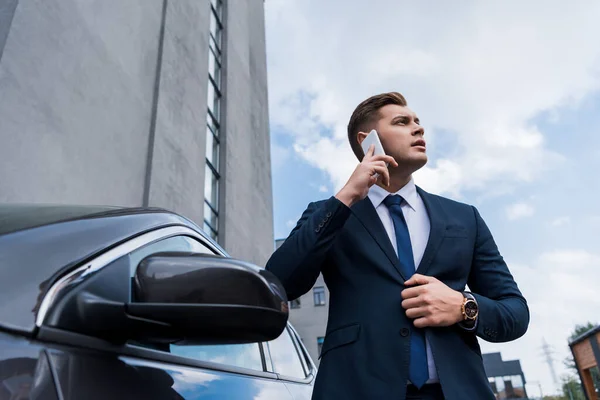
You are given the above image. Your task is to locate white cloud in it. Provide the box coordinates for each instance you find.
[551,216,571,227]
[265,0,600,196]
[318,185,328,193]
[481,250,600,395]
[506,202,535,220]
[286,218,298,229]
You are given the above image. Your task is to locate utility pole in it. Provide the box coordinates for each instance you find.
[541,337,559,390]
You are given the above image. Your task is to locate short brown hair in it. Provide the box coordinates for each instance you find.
[347,92,407,160]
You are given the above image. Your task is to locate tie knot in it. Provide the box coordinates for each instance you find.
[383,194,404,208]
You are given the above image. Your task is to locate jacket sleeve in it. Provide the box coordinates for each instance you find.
[265,196,351,300]
[468,207,530,343]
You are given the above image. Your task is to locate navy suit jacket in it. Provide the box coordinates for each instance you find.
[266,187,529,400]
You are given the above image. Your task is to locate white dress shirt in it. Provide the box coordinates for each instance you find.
[367,179,439,384]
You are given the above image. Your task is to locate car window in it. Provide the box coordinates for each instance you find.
[170,343,263,371]
[127,235,265,373]
[268,327,306,379]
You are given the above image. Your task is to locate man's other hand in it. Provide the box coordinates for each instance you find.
[401,274,464,328]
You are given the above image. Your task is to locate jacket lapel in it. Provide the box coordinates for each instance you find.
[351,198,408,281]
[416,186,447,275]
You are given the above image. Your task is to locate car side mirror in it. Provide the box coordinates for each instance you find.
[43,253,288,345]
[127,253,289,344]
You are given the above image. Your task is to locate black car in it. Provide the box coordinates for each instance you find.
[0,205,315,399]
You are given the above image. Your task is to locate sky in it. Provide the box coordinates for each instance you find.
[264,0,600,397]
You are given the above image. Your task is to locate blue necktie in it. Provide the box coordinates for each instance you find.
[383,194,429,388]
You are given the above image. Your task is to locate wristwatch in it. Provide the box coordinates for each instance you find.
[461,292,479,322]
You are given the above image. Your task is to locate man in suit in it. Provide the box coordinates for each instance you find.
[266,92,529,400]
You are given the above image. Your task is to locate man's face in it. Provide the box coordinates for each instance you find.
[369,104,427,171]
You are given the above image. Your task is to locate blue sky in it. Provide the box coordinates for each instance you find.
[265,1,600,396]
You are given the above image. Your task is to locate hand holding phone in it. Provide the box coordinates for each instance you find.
[360,130,387,163]
[360,130,388,179]
[334,130,398,207]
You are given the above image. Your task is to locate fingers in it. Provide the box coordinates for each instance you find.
[364,144,375,159]
[405,306,430,319]
[360,145,398,188]
[405,274,431,286]
[401,285,425,300]
[413,317,433,329]
[371,165,390,186]
[401,297,424,310]
[363,146,397,167]
[383,168,391,187]
[371,154,398,167]
[369,174,378,186]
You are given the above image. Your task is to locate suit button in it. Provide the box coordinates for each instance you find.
[400,328,410,337]
[315,228,321,233]
[326,212,332,217]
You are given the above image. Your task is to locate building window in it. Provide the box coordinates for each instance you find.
[289,299,301,309]
[317,337,324,355]
[313,286,326,306]
[488,378,497,394]
[488,375,527,399]
[204,0,223,242]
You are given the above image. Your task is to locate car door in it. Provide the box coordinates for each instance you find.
[0,332,59,400]
[43,231,295,400]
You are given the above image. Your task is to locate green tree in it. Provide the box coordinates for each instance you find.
[561,375,586,400]
[569,322,597,341]
[543,395,567,400]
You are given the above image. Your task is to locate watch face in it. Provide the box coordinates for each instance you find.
[465,301,478,318]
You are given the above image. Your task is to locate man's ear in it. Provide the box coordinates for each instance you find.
[357,131,368,146]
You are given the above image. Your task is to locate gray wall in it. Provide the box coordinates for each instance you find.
[146,0,210,225]
[221,0,273,266]
[0,0,273,265]
[0,0,161,206]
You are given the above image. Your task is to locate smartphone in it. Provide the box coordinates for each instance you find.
[361,129,388,165]
[360,129,388,180]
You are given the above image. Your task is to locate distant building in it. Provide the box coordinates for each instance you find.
[569,325,600,400]
[483,352,529,399]
[275,238,329,365]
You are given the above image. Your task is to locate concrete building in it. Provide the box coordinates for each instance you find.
[0,0,273,265]
[570,325,600,400]
[482,352,529,400]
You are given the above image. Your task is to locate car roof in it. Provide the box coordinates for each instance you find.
[0,204,227,334]
[0,204,124,236]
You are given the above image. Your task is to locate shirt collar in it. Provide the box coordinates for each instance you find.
[368,178,418,211]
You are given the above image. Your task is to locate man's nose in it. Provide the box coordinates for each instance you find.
[412,126,424,136]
